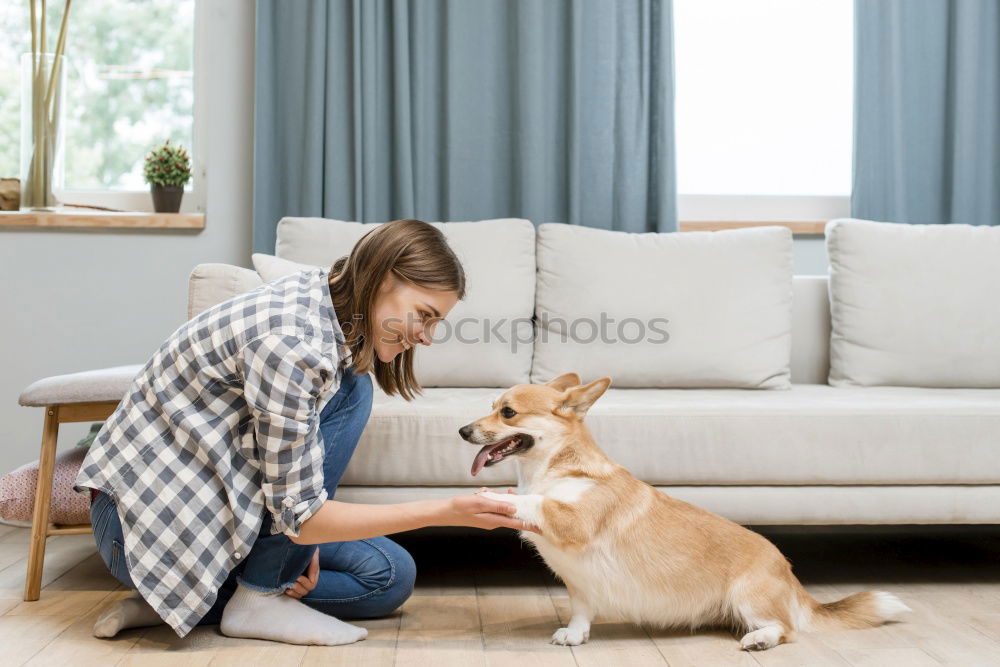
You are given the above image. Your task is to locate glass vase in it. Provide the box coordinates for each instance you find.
[20,52,67,211]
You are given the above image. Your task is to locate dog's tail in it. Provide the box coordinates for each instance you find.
[799,588,911,631]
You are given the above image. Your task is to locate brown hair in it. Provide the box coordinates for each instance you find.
[327,219,466,401]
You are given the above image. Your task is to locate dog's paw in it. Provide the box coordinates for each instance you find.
[551,626,589,646]
[478,491,542,526]
[739,626,781,651]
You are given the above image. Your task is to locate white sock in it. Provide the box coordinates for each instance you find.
[219,582,368,646]
[93,590,164,638]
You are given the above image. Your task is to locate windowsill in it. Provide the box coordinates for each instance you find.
[0,208,205,230]
[679,220,826,235]
[0,210,819,235]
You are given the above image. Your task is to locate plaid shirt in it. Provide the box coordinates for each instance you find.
[74,267,354,637]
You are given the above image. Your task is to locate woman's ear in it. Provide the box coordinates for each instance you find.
[556,376,612,417]
[377,272,398,295]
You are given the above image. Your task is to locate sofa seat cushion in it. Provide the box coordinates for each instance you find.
[342,384,1000,486]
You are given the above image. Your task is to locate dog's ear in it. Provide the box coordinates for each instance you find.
[544,372,581,392]
[556,376,611,417]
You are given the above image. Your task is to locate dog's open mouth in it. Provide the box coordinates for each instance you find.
[470,434,535,476]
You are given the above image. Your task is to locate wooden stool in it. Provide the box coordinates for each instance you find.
[17,365,142,600]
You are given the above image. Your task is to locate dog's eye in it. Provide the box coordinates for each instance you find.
[500,406,516,419]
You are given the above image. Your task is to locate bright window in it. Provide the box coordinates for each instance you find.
[673,0,854,197]
[0,0,194,191]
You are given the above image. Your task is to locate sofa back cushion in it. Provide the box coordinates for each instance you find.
[826,217,1000,387]
[187,264,264,321]
[530,223,794,388]
[275,217,536,387]
[252,254,328,283]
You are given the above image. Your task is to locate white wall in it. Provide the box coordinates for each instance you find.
[0,0,255,474]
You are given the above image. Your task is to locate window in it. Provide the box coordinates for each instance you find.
[0,0,196,205]
[673,0,853,220]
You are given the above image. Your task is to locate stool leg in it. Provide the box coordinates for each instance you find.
[24,405,60,601]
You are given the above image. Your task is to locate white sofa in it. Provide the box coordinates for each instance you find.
[181,216,1000,526]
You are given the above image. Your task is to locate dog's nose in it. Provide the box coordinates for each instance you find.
[458,424,473,440]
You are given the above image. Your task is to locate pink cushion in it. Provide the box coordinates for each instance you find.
[0,447,91,525]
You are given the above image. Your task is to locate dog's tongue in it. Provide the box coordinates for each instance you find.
[471,444,494,477]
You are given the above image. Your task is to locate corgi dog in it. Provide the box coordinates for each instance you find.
[458,372,911,650]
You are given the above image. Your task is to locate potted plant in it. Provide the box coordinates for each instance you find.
[143,140,192,213]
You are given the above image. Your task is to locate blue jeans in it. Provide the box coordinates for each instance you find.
[89,365,415,626]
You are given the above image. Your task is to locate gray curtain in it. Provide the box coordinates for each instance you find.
[852,0,1000,225]
[253,0,677,254]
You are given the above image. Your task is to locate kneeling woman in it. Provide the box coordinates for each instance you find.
[75,219,531,646]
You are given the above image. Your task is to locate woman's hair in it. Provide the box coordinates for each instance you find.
[327,219,466,401]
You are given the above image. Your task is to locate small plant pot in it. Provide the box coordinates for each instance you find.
[150,184,183,213]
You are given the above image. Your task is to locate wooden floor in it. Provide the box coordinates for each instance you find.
[1,522,1000,666]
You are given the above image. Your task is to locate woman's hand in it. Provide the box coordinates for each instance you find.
[438,487,542,534]
[284,547,320,599]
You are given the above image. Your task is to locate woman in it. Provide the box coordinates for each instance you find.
[75,219,535,646]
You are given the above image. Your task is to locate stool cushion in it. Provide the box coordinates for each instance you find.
[18,364,144,407]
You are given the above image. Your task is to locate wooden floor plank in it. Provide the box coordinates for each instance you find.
[394,594,486,667]
[0,596,20,615]
[876,582,1000,665]
[547,589,668,666]
[115,622,250,667]
[299,612,399,667]
[648,626,756,666]
[0,534,98,599]
[22,591,144,667]
[478,593,576,666]
[207,639,309,667]
[835,647,941,667]
[6,590,113,618]
[0,522,23,539]
[0,613,78,666]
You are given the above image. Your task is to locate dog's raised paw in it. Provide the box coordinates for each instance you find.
[551,627,588,645]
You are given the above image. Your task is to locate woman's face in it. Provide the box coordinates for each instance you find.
[371,274,459,363]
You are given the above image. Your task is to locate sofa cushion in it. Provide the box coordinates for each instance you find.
[827,218,1000,387]
[345,384,1000,486]
[252,253,330,283]
[275,217,536,387]
[530,224,794,388]
[188,263,264,320]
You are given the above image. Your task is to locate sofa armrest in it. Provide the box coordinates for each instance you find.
[187,263,264,320]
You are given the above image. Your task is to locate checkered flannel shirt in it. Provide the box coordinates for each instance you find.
[74,266,354,638]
